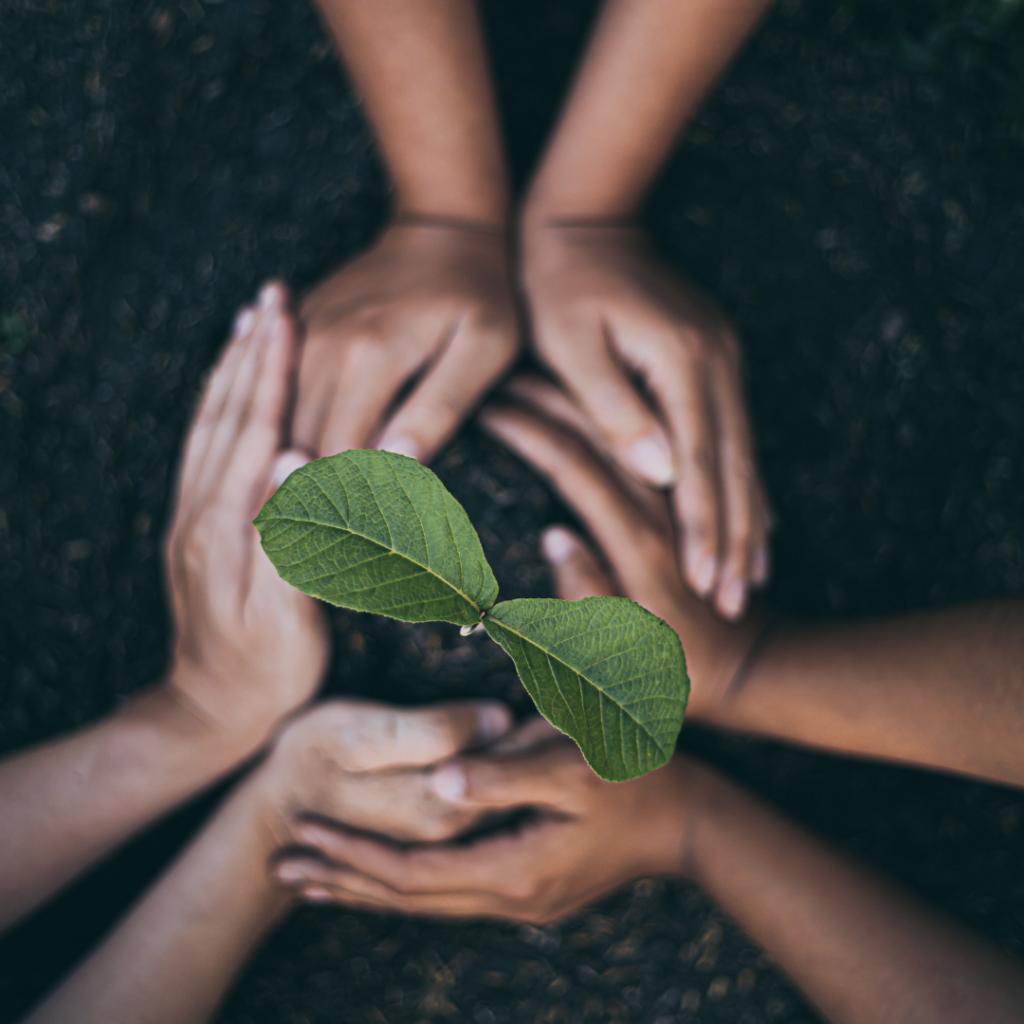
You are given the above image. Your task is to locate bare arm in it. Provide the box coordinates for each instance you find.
[688,765,1024,1024]
[715,602,1024,787]
[21,698,511,1024]
[294,0,518,465]
[0,287,329,933]
[312,0,507,225]
[0,686,260,932]
[525,0,775,221]
[480,384,1024,788]
[275,737,1024,1024]
[518,0,777,620]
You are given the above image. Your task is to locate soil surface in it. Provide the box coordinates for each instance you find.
[2,1,1024,1022]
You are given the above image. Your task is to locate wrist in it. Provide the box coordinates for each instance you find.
[158,663,282,770]
[680,765,748,889]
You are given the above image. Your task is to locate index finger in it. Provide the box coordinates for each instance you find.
[478,405,669,596]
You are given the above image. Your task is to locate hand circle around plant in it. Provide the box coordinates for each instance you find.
[255,450,689,780]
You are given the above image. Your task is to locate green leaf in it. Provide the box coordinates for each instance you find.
[483,597,689,781]
[255,450,498,626]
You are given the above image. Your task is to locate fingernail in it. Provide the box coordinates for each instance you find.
[541,526,577,564]
[378,436,422,461]
[626,435,674,488]
[693,552,717,595]
[271,450,311,489]
[751,546,770,585]
[232,307,256,340]
[478,705,512,743]
[303,887,333,903]
[719,575,746,620]
[276,864,305,885]
[431,762,467,802]
[258,282,278,311]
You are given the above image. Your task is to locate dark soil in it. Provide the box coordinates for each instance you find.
[2,1,1024,1022]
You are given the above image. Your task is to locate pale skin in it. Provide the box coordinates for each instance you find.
[272,390,1024,1023]
[299,0,775,617]
[5,290,512,1021]
[0,283,329,932]
[17,699,510,1024]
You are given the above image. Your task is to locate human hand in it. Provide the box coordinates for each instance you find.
[255,697,512,852]
[294,220,520,462]
[479,377,765,721]
[519,221,770,619]
[164,283,329,753]
[271,724,701,923]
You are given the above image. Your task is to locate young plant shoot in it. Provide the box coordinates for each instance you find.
[255,451,688,781]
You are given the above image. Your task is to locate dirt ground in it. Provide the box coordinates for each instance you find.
[2,1,1024,1022]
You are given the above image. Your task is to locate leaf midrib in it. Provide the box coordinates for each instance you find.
[487,611,672,751]
[265,507,484,616]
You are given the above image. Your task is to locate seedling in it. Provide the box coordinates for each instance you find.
[255,450,689,781]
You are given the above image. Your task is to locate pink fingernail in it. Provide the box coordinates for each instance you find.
[271,450,311,489]
[626,435,674,488]
[541,527,577,564]
[258,282,278,311]
[276,864,305,885]
[479,705,512,743]
[719,575,746,619]
[303,887,333,903]
[378,436,421,461]
[232,308,256,340]
[431,763,467,802]
[693,552,717,595]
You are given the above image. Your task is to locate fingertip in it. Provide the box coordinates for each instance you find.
[478,703,513,744]
[377,435,423,461]
[540,525,581,565]
[301,887,334,903]
[271,449,312,490]
[232,306,256,341]
[716,573,747,621]
[687,549,718,597]
[625,433,675,488]
[430,761,468,802]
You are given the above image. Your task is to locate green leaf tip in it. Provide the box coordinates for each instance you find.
[254,449,498,626]
[483,596,689,781]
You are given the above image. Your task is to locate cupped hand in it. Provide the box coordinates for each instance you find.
[164,283,329,752]
[294,220,520,462]
[520,221,770,619]
[271,724,701,924]
[479,377,766,721]
[252,698,512,855]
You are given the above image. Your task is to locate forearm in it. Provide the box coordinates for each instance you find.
[707,600,1024,787]
[525,0,775,221]
[313,0,508,225]
[0,678,260,931]
[686,766,1024,1024]
[22,778,291,1024]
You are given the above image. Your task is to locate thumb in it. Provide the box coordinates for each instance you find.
[541,526,618,600]
[346,700,514,772]
[430,739,582,810]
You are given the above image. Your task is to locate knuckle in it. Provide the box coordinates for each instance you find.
[678,444,717,479]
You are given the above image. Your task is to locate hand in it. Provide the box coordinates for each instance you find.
[479,377,765,721]
[250,697,512,858]
[294,220,520,462]
[520,220,770,618]
[271,724,700,924]
[164,283,329,752]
